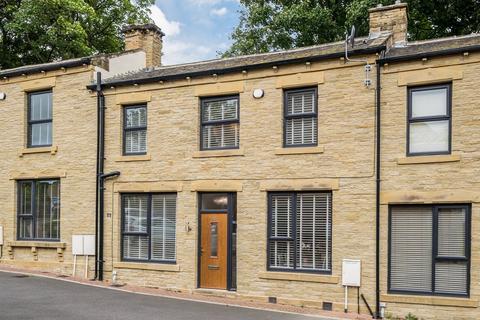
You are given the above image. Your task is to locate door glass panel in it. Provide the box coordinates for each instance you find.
[210,222,218,257]
[202,193,228,210]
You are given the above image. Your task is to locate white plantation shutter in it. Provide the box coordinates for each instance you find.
[125,130,147,153]
[435,208,468,295]
[201,97,239,149]
[202,123,239,149]
[122,194,177,262]
[123,235,149,260]
[390,207,433,293]
[269,194,294,269]
[296,193,331,271]
[269,192,331,272]
[123,195,149,260]
[285,89,317,146]
[286,118,317,145]
[151,194,177,261]
[124,106,147,154]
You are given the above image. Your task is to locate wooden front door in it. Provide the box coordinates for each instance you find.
[200,213,228,289]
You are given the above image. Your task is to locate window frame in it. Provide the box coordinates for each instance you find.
[27,90,53,148]
[283,87,318,148]
[123,104,148,156]
[16,179,60,241]
[406,83,452,156]
[120,193,177,264]
[388,204,471,298]
[199,95,240,151]
[266,191,332,275]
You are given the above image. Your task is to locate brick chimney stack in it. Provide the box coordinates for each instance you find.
[369,1,408,45]
[122,24,165,68]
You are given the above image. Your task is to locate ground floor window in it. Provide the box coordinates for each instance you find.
[389,205,470,296]
[121,193,177,263]
[267,192,332,273]
[17,179,60,241]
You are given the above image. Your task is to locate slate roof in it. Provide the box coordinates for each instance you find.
[100,33,390,86]
[382,33,480,62]
[2,31,479,87]
[0,57,92,78]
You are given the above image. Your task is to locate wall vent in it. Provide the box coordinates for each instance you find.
[268,297,277,304]
[322,302,333,311]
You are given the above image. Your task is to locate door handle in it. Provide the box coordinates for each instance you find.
[208,265,219,270]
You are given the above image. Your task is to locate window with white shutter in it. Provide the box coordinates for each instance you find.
[200,96,239,150]
[407,84,451,156]
[268,192,332,273]
[284,88,318,147]
[389,205,470,297]
[122,193,177,263]
[123,105,147,155]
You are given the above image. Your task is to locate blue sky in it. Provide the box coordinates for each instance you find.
[149,0,241,65]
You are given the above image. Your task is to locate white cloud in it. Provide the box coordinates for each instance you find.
[189,0,222,5]
[211,7,228,16]
[189,0,238,5]
[162,40,213,65]
[149,5,181,37]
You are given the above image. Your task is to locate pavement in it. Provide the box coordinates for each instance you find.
[0,270,336,320]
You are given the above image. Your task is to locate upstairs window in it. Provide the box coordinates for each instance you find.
[389,205,470,297]
[268,192,332,273]
[284,88,318,147]
[17,179,60,241]
[123,105,147,155]
[200,96,239,150]
[28,90,52,147]
[408,84,451,155]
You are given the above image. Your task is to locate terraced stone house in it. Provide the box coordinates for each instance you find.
[0,2,479,319]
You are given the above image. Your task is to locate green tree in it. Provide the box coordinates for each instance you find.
[223,0,480,57]
[0,0,154,69]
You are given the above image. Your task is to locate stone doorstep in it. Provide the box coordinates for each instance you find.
[0,265,371,320]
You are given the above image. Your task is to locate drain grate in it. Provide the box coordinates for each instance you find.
[57,275,69,278]
[110,283,126,288]
[13,274,29,278]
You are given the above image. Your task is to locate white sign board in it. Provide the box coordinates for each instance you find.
[0,226,3,245]
[342,259,361,287]
[72,235,95,256]
[83,235,96,256]
[72,235,84,255]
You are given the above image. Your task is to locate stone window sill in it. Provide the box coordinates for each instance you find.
[192,148,244,158]
[397,154,461,165]
[381,294,478,308]
[113,261,180,272]
[7,241,66,249]
[114,154,151,162]
[258,271,338,284]
[6,241,66,261]
[275,146,324,155]
[19,146,58,157]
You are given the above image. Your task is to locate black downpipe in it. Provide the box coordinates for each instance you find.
[95,72,105,280]
[94,72,103,279]
[94,72,121,281]
[375,61,382,319]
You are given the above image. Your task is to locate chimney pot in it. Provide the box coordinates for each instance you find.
[122,24,164,68]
